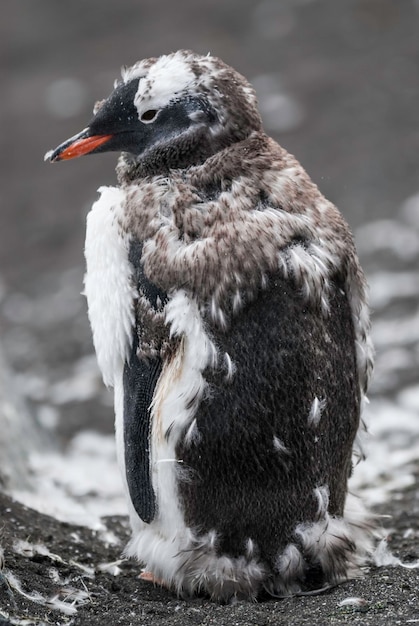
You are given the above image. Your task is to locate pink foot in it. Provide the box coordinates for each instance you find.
[139,570,166,586]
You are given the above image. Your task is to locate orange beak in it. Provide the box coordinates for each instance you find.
[45,128,113,163]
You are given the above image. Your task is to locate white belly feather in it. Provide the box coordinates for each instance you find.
[84,185,137,388]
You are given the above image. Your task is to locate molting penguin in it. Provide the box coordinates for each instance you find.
[46,50,374,602]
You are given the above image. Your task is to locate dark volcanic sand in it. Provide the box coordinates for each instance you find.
[1,487,419,626]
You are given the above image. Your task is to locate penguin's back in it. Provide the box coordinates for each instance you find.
[175,272,359,592]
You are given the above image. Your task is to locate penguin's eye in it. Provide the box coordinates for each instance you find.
[140,109,159,123]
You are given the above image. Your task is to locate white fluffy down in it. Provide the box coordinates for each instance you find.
[84,186,137,387]
[126,489,376,600]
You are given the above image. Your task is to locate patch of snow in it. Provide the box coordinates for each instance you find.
[13,431,126,528]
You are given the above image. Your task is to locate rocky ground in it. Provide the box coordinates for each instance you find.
[1,484,419,626]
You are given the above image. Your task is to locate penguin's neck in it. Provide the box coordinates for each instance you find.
[115,131,271,185]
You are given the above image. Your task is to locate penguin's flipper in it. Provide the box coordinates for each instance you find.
[123,342,162,524]
[123,240,168,524]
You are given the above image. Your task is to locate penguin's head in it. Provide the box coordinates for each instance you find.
[46,50,262,173]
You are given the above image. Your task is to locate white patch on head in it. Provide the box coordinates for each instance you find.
[124,52,197,120]
[121,50,258,133]
[308,397,326,427]
[121,60,152,83]
[84,186,136,387]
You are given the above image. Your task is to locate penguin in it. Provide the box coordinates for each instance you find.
[46,50,374,602]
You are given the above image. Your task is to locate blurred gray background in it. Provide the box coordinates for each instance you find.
[1,0,418,482]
